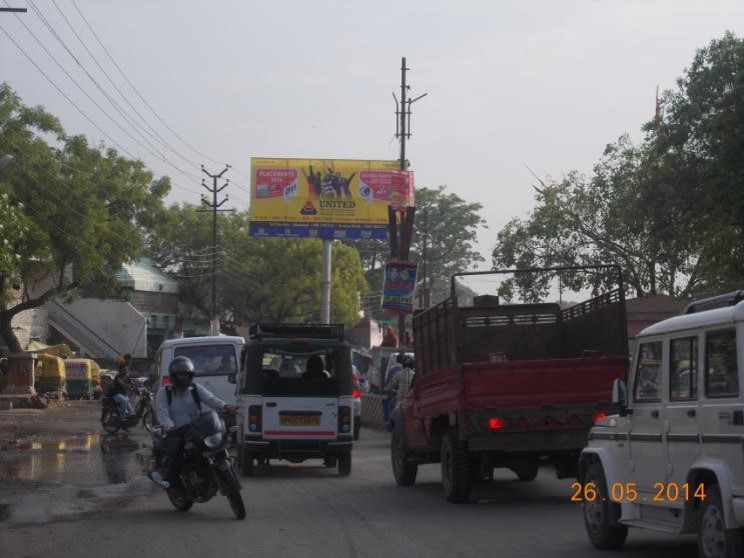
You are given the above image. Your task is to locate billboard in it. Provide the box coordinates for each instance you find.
[249,158,414,240]
[381,261,418,314]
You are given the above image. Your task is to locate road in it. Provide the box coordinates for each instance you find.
[2,425,699,558]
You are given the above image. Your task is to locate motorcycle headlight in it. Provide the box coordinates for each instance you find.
[204,432,223,449]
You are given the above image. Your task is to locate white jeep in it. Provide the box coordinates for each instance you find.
[580,291,744,558]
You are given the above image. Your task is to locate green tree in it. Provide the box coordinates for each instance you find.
[0,84,170,351]
[145,206,367,327]
[492,32,744,301]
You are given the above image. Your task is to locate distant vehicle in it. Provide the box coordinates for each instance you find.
[390,266,629,503]
[352,365,362,440]
[153,336,244,427]
[234,324,355,477]
[580,290,744,557]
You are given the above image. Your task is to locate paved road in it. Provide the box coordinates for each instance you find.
[2,426,699,558]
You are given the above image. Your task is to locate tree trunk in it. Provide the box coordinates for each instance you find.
[0,315,21,352]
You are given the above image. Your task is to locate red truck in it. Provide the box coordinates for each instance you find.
[389,265,629,503]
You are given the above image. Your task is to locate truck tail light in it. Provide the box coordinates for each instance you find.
[488,417,505,430]
[592,413,607,424]
[338,406,351,434]
[249,405,262,432]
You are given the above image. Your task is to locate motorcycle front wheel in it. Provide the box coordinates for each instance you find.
[167,488,194,512]
[101,408,120,434]
[217,466,246,520]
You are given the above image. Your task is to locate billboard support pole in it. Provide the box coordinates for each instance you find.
[320,239,332,323]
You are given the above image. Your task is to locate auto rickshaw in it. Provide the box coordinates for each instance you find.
[64,358,101,399]
[34,353,66,394]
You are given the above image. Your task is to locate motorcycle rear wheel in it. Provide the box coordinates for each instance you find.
[101,408,120,434]
[140,407,154,432]
[167,488,194,512]
[218,467,246,520]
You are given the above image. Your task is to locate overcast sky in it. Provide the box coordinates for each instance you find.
[2,0,743,267]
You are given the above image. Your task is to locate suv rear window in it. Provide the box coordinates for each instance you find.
[705,329,739,398]
[173,345,237,377]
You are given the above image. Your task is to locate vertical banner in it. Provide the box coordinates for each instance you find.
[381,261,418,314]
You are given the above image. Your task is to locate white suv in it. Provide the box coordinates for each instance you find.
[580,291,744,557]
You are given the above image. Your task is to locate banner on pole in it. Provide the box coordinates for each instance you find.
[381,261,418,314]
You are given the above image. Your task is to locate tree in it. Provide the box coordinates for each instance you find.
[0,84,170,351]
[492,32,744,301]
[145,206,367,327]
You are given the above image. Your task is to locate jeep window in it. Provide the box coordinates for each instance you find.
[670,336,698,401]
[173,345,237,377]
[634,341,662,402]
[705,329,739,398]
[242,344,352,397]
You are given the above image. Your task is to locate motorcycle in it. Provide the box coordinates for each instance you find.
[101,386,155,433]
[151,410,245,520]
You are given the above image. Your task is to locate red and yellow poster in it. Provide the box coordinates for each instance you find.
[249,158,414,240]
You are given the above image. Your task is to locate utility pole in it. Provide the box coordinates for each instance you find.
[198,164,232,335]
[391,57,426,346]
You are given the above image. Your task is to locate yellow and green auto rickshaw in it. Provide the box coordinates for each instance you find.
[64,358,101,399]
[34,353,67,394]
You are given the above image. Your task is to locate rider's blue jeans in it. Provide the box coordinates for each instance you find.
[112,394,129,418]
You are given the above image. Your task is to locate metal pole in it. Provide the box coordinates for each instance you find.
[320,239,332,323]
[397,57,408,346]
[199,164,231,335]
[423,208,428,308]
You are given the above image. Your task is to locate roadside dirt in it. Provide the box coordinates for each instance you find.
[0,401,156,525]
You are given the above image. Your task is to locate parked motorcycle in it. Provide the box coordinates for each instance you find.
[151,410,245,520]
[100,386,154,433]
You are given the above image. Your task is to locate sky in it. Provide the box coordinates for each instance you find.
[2,0,744,274]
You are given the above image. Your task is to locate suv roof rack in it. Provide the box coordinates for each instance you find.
[682,290,744,314]
[249,323,345,341]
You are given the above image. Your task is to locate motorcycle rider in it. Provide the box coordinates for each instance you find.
[110,364,132,427]
[149,356,237,490]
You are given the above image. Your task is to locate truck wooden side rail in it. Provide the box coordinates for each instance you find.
[391,266,629,503]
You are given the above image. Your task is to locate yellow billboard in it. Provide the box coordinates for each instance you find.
[248,158,414,240]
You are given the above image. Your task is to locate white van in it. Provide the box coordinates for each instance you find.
[154,336,245,411]
[579,291,744,557]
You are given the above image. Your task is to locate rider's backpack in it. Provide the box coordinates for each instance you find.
[164,384,202,411]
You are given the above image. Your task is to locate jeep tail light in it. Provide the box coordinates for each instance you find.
[488,417,505,430]
[249,405,262,432]
[592,413,607,424]
[352,388,361,398]
[338,406,351,434]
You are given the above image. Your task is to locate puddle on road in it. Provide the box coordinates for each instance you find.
[0,432,152,486]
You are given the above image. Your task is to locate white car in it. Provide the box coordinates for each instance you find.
[579,290,744,558]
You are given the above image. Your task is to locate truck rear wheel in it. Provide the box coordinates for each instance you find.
[391,432,417,486]
[441,431,471,503]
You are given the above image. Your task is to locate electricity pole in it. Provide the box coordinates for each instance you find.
[391,57,426,346]
[198,164,232,335]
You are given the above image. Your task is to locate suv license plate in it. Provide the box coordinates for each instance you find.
[280,415,321,426]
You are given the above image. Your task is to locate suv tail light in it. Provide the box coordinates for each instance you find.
[352,388,361,398]
[162,376,170,385]
[338,405,351,434]
[249,405,262,432]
